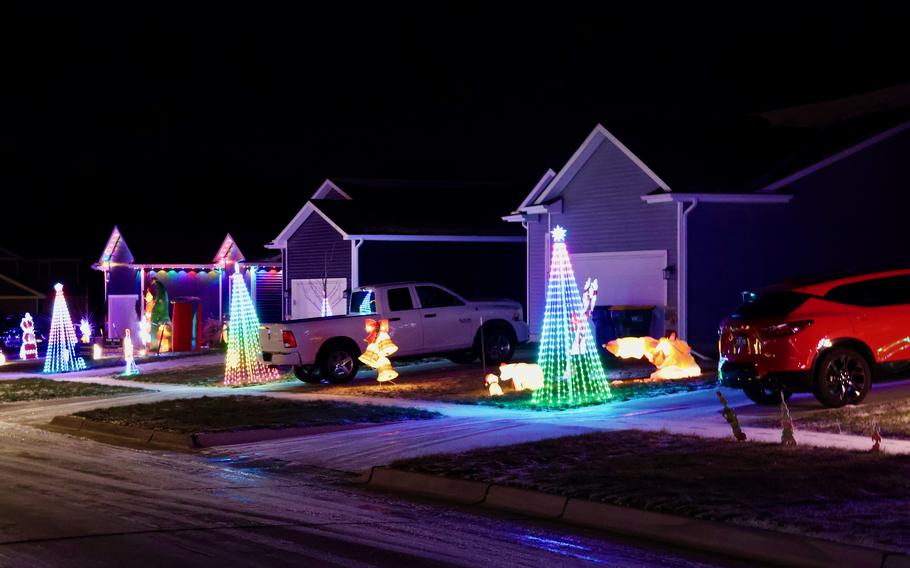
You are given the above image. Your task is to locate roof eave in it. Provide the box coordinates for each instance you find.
[641,192,793,204]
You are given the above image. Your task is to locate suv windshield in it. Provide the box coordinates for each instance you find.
[732,291,811,320]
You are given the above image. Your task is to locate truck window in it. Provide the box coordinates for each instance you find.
[416,285,464,308]
[350,290,375,314]
[386,287,414,311]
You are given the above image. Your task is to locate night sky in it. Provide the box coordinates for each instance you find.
[2,5,906,262]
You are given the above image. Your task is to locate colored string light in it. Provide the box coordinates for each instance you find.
[223,268,280,386]
[43,283,87,374]
[531,226,611,407]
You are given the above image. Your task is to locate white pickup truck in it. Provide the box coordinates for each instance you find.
[259,282,530,384]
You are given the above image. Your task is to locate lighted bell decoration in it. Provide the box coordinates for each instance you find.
[376,357,398,382]
[360,319,399,383]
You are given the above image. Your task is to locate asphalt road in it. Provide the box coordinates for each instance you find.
[3,353,908,566]
[0,397,756,568]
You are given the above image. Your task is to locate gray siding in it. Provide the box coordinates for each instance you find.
[284,214,351,317]
[688,127,910,353]
[527,137,677,339]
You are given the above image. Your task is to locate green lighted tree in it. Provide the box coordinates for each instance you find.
[532,226,611,406]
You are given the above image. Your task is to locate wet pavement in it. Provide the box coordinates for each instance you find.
[0,413,754,567]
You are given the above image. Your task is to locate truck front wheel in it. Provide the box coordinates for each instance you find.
[319,342,360,384]
[482,326,516,365]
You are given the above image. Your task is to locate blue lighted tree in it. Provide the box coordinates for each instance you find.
[43,283,87,373]
[532,226,611,406]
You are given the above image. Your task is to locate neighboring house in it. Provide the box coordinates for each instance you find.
[505,85,910,353]
[93,227,282,339]
[0,245,82,316]
[266,179,526,321]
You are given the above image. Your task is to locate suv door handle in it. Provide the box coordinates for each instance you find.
[388,317,401,322]
[424,313,437,318]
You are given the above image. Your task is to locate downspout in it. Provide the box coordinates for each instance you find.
[522,220,529,325]
[677,198,699,342]
[351,239,364,289]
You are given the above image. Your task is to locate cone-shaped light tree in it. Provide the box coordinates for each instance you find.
[224,267,280,386]
[43,283,87,373]
[532,226,612,406]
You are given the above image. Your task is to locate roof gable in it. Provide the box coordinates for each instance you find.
[98,226,134,265]
[529,124,671,207]
[213,233,246,266]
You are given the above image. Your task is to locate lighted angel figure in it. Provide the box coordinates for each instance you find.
[605,332,701,380]
[79,318,92,344]
[122,329,140,376]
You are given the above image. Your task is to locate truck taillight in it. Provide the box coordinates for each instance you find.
[282,330,297,348]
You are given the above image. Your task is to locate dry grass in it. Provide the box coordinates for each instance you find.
[75,395,440,433]
[0,379,143,403]
[117,363,294,387]
[755,399,910,439]
[392,430,910,551]
[291,349,716,407]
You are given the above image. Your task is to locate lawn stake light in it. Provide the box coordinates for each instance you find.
[532,226,611,407]
[716,391,746,441]
[19,313,38,360]
[223,266,280,386]
[43,284,87,374]
[780,392,796,447]
[358,319,398,382]
[122,329,140,376]
[871,422,882,452]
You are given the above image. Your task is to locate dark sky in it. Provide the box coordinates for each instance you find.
[2,5,907,261]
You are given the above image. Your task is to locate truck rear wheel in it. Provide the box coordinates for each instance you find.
[319,342,360,384]
[293,365,323,384]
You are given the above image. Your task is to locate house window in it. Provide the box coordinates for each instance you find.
[387,287,414,311]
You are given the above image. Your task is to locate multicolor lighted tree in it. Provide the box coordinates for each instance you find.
[43,283,87,373]
[223,267,280,386]
[532,226,611,406]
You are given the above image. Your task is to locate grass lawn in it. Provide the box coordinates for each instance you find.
[754,398,910,440]
[116,363,294,387]
[0,379,143,403]
[391,430,910,551]
[74,395,440,433]
[294,359,716,408]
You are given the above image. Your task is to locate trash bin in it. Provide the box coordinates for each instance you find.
[608,305,654,338]
[591,306,618,345]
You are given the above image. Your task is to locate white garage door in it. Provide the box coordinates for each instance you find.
[571,250,667,336]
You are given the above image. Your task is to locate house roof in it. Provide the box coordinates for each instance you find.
[515,84,910,212]
[0,273,46,300]
[270,178,526,246]
[94,227,279,270]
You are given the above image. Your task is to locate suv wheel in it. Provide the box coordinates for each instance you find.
[813,347,871,408]
[743,386,792,406]
[319,344,360,384]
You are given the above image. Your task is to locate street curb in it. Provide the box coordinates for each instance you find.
[365,467,904,568]
[368,467,489,505]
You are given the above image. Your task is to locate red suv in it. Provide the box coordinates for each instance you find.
[719,269,910,407]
